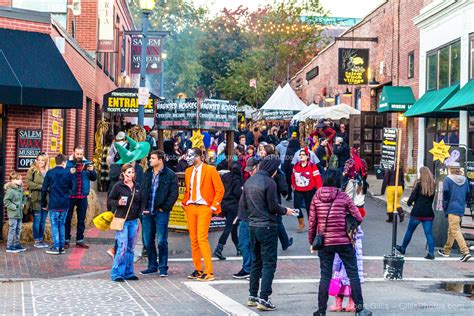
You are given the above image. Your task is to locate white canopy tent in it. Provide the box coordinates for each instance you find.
[292,103,319,122]
[238,104,256,117]
[261,83,307,111]
[304,103,360,120]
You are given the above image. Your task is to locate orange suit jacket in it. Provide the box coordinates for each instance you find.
[182,163,225,214]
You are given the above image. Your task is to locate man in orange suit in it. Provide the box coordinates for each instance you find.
[182,148,225,281]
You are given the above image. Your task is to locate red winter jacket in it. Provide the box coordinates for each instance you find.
[308,187,362,246]
[291,161,323,192]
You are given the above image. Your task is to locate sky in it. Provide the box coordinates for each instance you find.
[193,0,386,18]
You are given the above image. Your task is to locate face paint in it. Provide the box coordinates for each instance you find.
[186,149,197,166]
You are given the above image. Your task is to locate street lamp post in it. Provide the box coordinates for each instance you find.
[138,0,156,127]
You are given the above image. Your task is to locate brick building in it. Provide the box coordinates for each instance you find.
[290,0,433,171]
[0,1,135,238]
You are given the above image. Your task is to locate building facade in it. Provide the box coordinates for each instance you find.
[291,0,433,171]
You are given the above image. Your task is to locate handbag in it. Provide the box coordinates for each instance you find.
[110,188,135,231]
[328,271,342,296]
[346,213,359,246]
[312,193,338,250]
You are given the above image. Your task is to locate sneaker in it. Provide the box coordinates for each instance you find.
[34,241,46,249]
[437,249,449,257]
[39,242,49,249]
[160,272,168,277]
[424,253,435,260]
[247,296,259,307]
[76,243,89,249]
[46,248,60,255]
[355,309,373,316]
[64,242,70,249]
[257,298,276,311]
[6,247,20,253]
[233,269,250,279]
[395,245,405,255]
[15,245,26,252]
[197,273,215,282]
[187,270,203,279]
[140,268,158,275]
[126,276,139,281]
[106,247,115,258]
[59,248,66,254]
[113,277,125,282]
[460,253,471,262]
[282,237,293,251]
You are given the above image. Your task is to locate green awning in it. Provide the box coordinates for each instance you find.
[378,86,416,113]
[441,80,474,110]
[404,84,459,117]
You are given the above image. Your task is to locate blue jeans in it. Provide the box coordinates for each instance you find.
[33,210,48,241]
[276,215,290,249]
[401,217,434,256]
[7,219,22,248]
[65,198,88,243]
[239,221,252,273]
[142,212,170,273]
[111,219,139,280]
[50,210,67,249]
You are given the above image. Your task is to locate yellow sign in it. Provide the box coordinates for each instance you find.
[169,177,188,230]
[52,109,60,118]
[50,137,57,151]
[429,140,451,163]
[52,121,59,135]
[190,129,204,149]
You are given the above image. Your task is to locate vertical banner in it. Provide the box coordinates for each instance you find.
[98,0,114,52]
[130,35,162,74]
[338,48,369,85]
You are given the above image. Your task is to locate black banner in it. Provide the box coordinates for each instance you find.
[16,129,43,171]
[155,99,238,130]
[338,48,369,85]
[380,128,397,170]
[103,88,159,116]
[263,110,299,121]
[130,35,162,74]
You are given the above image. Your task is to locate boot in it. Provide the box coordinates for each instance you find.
[297,218,305,233]
[397,207,405,222]
[386,213,393,223]
[329,296,343,312]
[213,244,226,260]
[344,297,356,312]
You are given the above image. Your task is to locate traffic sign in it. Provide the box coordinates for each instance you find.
[380,127,398,170]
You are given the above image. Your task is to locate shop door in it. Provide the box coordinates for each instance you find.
[359,111,387,171]
[0,105,5,240]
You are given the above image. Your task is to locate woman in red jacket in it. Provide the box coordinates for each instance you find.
[291,147,323,232]
[308,168,371,316]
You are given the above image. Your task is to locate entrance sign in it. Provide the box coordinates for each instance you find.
[103,88,159,116]
[16,128,43,170]
[338,48,369,85]
[381,128,397,170]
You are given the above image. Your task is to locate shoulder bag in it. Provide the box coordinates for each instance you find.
[110,187,135,231]
[312,192,338,250]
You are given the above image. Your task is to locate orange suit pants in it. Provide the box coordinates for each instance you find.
[185,204,213,275]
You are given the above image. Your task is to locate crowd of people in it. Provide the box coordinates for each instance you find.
[3,117,472,315]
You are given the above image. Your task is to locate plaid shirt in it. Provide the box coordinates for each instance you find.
[70,168,86,199]
[148,168,164,212]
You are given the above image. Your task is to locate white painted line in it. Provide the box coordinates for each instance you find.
[169,255,463,262]
[184,282,258,316]
[118,282,150,316]
[206,277,474,285]
[21,282,25,316]
[124,280,161,316]
[30,281,36,316]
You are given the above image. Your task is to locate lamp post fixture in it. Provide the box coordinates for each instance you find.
[138,0,156,127]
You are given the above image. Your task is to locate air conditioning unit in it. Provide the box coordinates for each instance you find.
[68,0,81,16]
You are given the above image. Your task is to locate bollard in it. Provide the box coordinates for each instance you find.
[383,254,404,280]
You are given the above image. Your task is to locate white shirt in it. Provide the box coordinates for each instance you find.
[187,163,207,205]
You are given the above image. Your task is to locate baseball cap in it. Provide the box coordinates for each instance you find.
[116,131,126,141]
[245,157,260,172]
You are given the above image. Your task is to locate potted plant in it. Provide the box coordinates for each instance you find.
[405,168,417,188]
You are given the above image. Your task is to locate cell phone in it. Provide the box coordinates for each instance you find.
[292,209,301,217]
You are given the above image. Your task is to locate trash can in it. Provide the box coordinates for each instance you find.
[383,254,404,280]
[375,165,385,180]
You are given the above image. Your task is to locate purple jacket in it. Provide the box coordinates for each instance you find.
[308,187,362,246]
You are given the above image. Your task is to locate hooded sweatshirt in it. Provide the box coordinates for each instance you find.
[240,155,286,228]
[276,140,289,163]
[443,174,470,216]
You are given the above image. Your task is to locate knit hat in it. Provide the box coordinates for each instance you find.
[291,131,297,138]
[259,155,280,176]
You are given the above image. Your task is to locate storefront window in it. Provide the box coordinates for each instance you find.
[408,51,415,79]
[450,41,460,85]
[438,46,449,88]
[427,53,437,90]
[427,118,436,128]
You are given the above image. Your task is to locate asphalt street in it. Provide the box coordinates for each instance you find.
[0,196,472,315]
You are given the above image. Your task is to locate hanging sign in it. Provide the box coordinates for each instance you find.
[130,35,162,74]
[103,88,159,116]
[16,129,43,170]
[429,140,451,163]
[98,0,114,52]
[380,128,397,169]
[338,48,369,85]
